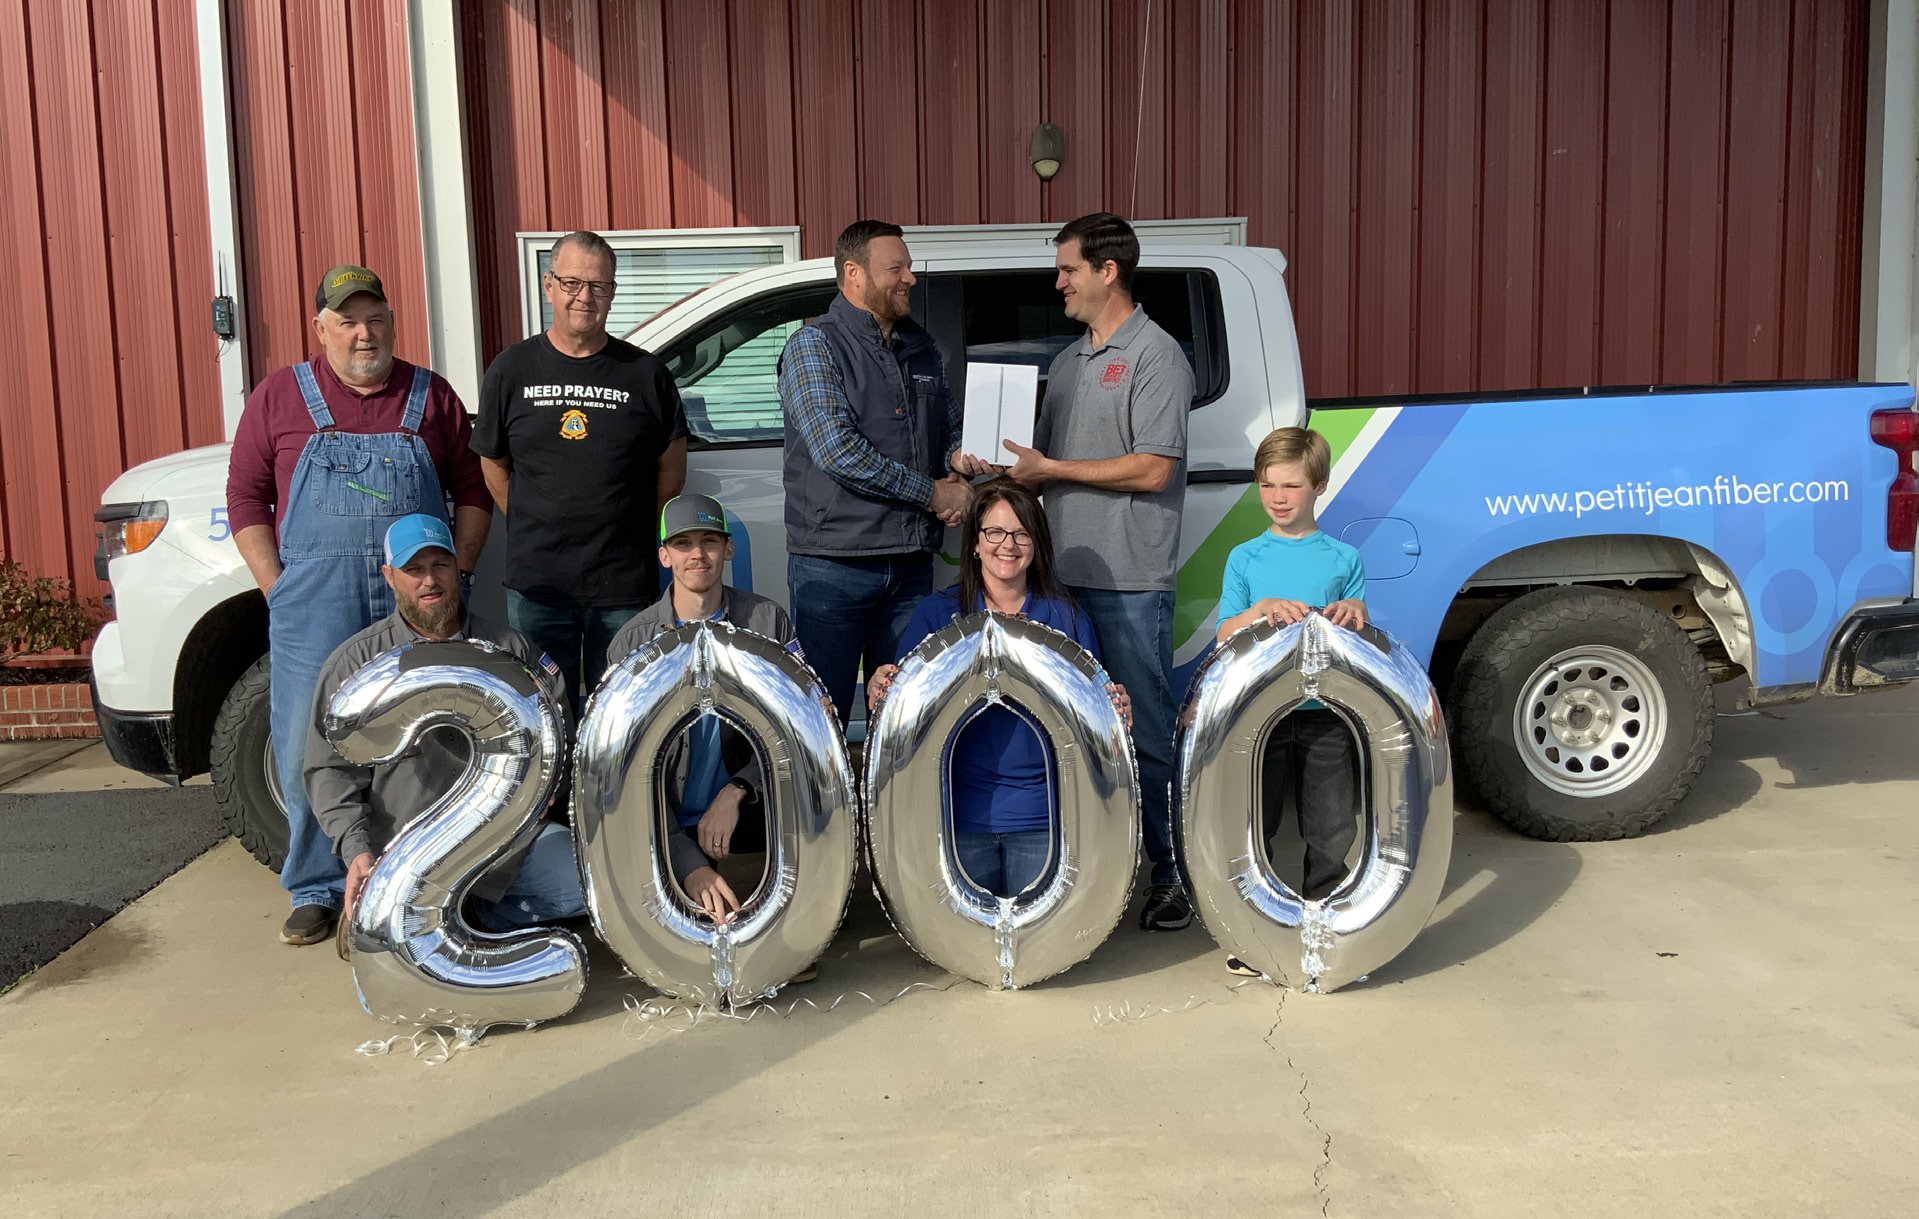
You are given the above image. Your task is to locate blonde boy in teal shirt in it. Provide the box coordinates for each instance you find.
[1215,428,1367,973]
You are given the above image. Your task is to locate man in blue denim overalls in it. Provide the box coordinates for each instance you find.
[227,265,493,946]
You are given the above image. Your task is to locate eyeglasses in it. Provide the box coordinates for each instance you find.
[547,274,616,300]
[980,527,1033,547]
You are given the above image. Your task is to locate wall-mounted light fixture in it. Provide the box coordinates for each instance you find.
[1030,122,1064,181]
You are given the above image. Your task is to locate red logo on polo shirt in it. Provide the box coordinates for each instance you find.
[1100,359,1129,387]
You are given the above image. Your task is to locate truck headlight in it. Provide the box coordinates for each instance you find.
[96,501,169,559]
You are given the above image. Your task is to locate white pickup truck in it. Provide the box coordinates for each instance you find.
[91,239,1919,866]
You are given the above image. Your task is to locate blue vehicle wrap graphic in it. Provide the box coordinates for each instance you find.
[1317,385,1914,687]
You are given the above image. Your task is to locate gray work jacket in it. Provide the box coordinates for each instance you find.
[305,609,565,902]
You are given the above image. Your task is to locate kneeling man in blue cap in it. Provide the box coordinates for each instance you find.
[307,513,588,931]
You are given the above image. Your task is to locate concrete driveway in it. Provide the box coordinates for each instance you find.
[2,689,1916,1217]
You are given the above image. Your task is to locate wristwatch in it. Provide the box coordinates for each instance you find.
[459,569,474,592]
[728,775,760,807]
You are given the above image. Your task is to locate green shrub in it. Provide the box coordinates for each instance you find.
[0,561,101,656]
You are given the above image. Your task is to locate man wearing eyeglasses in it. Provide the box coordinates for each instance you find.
[473,230,689,711]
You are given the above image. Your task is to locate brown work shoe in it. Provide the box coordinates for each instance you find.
[280,904,338,946]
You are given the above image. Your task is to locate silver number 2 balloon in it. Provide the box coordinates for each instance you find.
[573,621,857,1007]
[866,613,1139,990]
[325,640,586,1038]
[1174,614,1452,992]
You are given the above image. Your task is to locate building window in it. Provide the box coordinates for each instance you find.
[515,228,802,341]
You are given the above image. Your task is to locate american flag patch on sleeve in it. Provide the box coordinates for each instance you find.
[539,653,561,677]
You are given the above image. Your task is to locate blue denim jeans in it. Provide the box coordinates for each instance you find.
[507,589,645,712]
[787,552,933,725]
[269,569,366,911]
[955,830,1053,898]
[1072,587,1179,887]
[471,823,589,930]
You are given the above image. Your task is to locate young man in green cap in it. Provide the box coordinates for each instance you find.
[604,494,800,932]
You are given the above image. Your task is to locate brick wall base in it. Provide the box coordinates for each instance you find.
[0,682,99,740]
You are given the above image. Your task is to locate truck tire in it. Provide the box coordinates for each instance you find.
[209,654,288,871]
[1449,585,1713,840]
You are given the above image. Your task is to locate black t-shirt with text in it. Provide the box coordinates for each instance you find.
[473,334,688,606]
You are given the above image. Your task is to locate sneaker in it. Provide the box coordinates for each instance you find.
[281,904,338,946]
[1138,884,1193,931]
[1225,955,1262,978]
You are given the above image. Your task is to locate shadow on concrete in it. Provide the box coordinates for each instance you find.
[279,894,939,1217]
[1038,862,1222,990]
[1360,807,1583,986]
[1648,736,1770,836]
[1703,683,1919,795]
[280,1000,895,1219]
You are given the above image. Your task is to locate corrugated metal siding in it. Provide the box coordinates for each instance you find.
[0,0,1878,595]
[226,0,428,381]
[0,0,224,597]
[465,0,1871,396]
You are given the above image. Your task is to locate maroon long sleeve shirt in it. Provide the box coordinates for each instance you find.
[225,356,491,539]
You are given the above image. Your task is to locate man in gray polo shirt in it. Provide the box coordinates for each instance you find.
[984,212,1195,931]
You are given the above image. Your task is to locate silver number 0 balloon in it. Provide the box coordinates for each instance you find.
[573,621,857,1006]
[865,613,1139,990]
[325,640,586,1038]
[1174,614,1452,992]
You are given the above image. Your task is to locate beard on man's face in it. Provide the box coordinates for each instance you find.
[862,279,908,325]
[344,348,393,382]
[398,587,462,637]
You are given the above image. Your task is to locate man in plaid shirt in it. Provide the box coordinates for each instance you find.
[777,220,972,724]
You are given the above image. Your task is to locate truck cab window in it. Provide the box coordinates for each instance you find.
[953,269,1226,407]
[659,284,839,446]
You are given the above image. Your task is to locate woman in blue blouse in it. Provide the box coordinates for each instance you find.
[867,479,1129,897]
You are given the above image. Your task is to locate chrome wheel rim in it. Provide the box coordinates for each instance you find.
[263,734,287,816]
[1512,645,1668,797]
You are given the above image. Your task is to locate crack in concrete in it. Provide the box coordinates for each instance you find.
[1262,988,1333,1216]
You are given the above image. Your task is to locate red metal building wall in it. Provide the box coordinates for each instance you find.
[226,0,431,382]
[0,0,225,597]
[0,0,1878,594]
[462,0,1869,398]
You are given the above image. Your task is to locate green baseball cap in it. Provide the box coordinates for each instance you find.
[314,264,387,313]
[659,493,731,541]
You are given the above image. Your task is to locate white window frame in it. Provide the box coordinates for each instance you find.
[515,226,803,340]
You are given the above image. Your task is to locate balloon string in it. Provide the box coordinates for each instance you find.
[355,976,1273,1058]
[619,979,960,1042]
[1090,978,1268,1028]
[354,1027,471,1066]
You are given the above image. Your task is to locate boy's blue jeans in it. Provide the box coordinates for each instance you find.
[1070,587,1181,887]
